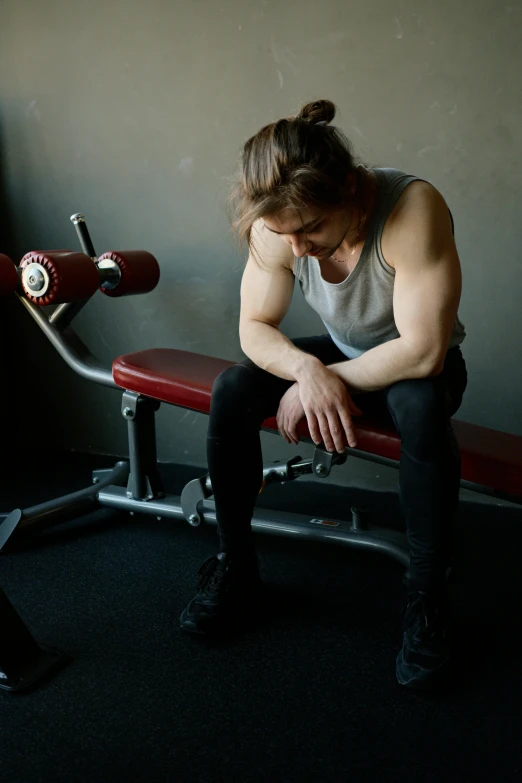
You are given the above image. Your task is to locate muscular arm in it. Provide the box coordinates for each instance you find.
[239,221,312,380]
[241,222,364,450]
[308,182,463,393]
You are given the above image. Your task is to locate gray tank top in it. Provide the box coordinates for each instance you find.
[293,168,466,359]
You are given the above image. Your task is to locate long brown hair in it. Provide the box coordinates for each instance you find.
[228,99,364,250]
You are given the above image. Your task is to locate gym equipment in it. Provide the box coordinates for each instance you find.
[0,254,18,295]
[20,251,100,304]
[97,250,160,297]
[1,214,522,566]
[0,587,67,692]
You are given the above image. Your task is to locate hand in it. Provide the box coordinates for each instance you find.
[277,382,306,446]
[295,361,363,451]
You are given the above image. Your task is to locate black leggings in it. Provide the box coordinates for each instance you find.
[207,335,468,592]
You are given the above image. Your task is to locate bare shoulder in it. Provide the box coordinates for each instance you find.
[250,219,295,272]
[389,179,452,231]
[382,180,455,268]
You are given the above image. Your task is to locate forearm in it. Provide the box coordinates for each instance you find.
[326,337,440,393]
[239,321,314,381]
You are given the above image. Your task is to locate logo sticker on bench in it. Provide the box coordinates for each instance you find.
[309,518,340,527]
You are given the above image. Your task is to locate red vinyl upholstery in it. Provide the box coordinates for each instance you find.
[113,348,522,499]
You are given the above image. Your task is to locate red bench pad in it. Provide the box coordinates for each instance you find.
[113,348,522,499]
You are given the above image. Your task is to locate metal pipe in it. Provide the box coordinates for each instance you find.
[0,462,129,551]
[97,486,410,569]
[458,479,522,506]
[70,213,97,259]
[289,441,522,506]
[22,461,128,523]
[17,294,118,389]
[49,301,91,329]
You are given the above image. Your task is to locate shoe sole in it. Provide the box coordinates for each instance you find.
[179,607,215,635]
[180,624,207,635]
[179,581,263,636]
[179,605,240,636]
[396,653,450,690]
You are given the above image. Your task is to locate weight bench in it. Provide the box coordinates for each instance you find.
[5,341,522,565]
[1,213,522,689]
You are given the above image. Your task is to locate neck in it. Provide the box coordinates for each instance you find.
[333,169,376,262]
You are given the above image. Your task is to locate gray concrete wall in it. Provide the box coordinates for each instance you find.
[1,0,521,473]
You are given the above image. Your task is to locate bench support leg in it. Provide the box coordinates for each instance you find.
[122,391,164,501]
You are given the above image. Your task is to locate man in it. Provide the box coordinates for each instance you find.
[180,99,468,690]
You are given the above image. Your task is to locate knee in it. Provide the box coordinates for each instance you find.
[210,364,260,422]
[387,378,449,453]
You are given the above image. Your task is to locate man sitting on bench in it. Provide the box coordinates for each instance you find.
[180,99,468,690]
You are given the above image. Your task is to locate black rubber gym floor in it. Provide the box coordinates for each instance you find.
[1,452,522,782]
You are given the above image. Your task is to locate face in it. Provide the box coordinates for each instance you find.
[263,206,353,260]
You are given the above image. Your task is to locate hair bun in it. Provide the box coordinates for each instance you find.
[297,99,336,125]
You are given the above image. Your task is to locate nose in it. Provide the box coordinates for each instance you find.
[288,234,311,258]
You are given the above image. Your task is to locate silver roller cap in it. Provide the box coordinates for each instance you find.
[22,262,51,297]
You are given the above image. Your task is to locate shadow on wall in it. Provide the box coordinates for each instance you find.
[0,113,15,256]
[0,100,57,261]
[0,114,25,451]
[0,109,71,454]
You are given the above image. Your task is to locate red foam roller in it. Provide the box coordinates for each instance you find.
[0,254,18,295]
[20,249,72,265]
[20,251,99,305]
[98,250,160,297]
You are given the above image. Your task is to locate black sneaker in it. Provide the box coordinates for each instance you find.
[180,552,262,635]
[396,590,451,690]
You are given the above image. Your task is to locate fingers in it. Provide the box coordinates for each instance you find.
[313,411,341,453]
[277,408,300,446]
[305,411,322,448]
[308,407,357,452]
[338,406,358,448]
[324,412,353,453]
[287,420,300,446]
[282,418,299,445]
[307,409,339,452]
[313,412,336,453]
[276,409,290,444]
[280,396,359,452]
[327,411,350,452]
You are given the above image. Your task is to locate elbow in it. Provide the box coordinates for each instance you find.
[405,341,445,378]
[239,333,251,359]
[418,351,446,378]
[239,320,252,354]
[239,319,260,360]
[426,360,445,378]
